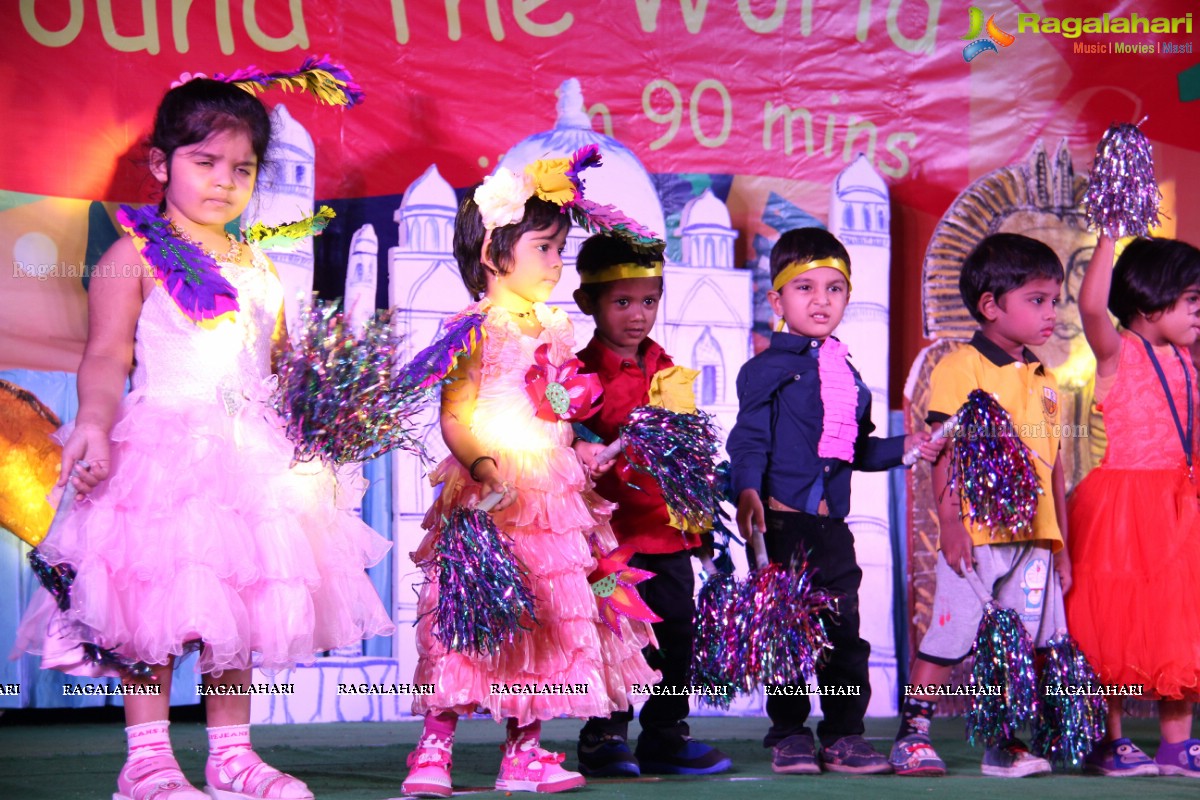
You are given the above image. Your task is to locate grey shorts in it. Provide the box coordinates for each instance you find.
[917,543,1064,664]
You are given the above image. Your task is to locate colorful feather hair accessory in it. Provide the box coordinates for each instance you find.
[117,204,239,322]
[244,206,335,250]
[215,54,365,107]
[472,144,665,253]
[1084,120,1162,238]
[275,300,434,465]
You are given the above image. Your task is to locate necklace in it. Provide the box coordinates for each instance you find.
[499,305,535,319]
[167,218,243,264]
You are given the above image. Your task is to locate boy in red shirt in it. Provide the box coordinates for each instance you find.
[572,234,733,777]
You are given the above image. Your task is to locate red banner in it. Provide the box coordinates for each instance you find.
[3,0,1198,379]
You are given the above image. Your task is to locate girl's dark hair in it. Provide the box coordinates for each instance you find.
[149,78,272,197]
[769,227,851,284]
[959,233,1064,323]
[454,193,569,300]
[575,234,664,301]
[1109,237,1200,327]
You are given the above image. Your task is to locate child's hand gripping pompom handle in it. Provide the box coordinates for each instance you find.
[902,414,960,467]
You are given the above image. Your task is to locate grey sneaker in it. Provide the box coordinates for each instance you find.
[982,738,1052,777]
[771,734,819,775]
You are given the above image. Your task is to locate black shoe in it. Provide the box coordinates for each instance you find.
[772,734,820,775]
[820,735,893,774]
[636,735,733,775]
[577,734,640,778]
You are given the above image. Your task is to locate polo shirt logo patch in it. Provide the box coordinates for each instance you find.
[1042,387,1058,419]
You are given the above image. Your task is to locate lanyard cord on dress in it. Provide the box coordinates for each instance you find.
[1132,331,1194,473]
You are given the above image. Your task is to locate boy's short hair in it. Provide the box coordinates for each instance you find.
[1109,237,1200,327]
[769,228,851,286]
[575,234,664,301]
[959,233,1064,323]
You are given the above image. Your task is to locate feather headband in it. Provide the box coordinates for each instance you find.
[474,145,664,254]
[173,55,365,107]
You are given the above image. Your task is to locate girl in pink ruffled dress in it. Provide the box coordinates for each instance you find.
[401,155,660,797]
[16,75,392,800]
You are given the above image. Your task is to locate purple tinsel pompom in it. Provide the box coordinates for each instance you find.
[949,389,1041,537]
[618,406,723,533]
[690,571,742,708]
[1033,633,1108,767]
[735,564,837,691]
[1084,122,1162,238]
[275,301,434,466]
[423,506,537,657]
[965,603,1040,748]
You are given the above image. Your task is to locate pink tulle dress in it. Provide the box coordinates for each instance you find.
[1066,332,1200,700]
[411,300,659,726]
[16,245,395,677]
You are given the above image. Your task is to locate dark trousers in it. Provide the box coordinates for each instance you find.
[581,550,696,749]
[762,509,871,748]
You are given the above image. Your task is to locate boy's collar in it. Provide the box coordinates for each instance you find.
[770,330,837,354]
[971,330,1044,371]
[582,335,665,375]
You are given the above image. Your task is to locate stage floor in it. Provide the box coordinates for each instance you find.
[0,713,1193,799]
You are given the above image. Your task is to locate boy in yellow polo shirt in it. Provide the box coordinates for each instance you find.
[890,233,1071,778]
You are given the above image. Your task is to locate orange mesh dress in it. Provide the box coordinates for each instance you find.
[1066,332,1200,699]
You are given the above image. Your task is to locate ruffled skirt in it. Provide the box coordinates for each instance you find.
[1065,465,1200,700]
[411,444,660,725]
[15,391,395,678]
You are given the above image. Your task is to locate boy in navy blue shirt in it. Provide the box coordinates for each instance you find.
[728,227,937,775]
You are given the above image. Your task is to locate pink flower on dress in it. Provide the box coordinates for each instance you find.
[523,343,603,422]
[587,536,662,640]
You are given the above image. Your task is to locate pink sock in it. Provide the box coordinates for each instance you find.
[126,720,173,760]
[207,723,253,765]
[506,718,541,746]
[424,711,458,743]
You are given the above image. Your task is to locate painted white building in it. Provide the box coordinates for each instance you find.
[829,154,897,716]
[242,104,317,334]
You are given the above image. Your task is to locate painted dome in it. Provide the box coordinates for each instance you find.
[497,78,666,242]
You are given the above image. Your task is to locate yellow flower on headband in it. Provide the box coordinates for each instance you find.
[526,158,576,205]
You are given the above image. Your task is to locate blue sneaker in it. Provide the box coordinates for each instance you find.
[577,734,640,778]
[1085,738,1159,777]
[890,734,946,776]
[771,734,820,775]
[637,736,733,775]
[1154,738,1200,778]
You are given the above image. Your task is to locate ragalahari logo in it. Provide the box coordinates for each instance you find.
[962,7,1016,62]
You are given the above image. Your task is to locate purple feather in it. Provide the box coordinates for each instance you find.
[117,205,239,322]
[395,313,487,391]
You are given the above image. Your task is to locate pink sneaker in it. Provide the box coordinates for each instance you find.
[496,739,586,793]
[204,751,313,799]
[401,733,454,798]
[115,754,208,800]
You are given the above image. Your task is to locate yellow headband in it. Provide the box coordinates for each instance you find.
[579,261,664,285]
[772,257,852,292]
